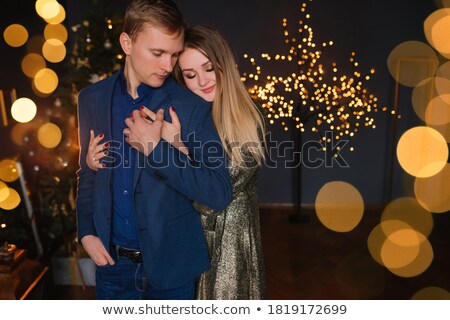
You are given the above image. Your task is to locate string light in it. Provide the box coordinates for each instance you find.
[242,0,390,143]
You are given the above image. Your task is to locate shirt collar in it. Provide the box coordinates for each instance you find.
[118,68,153,101]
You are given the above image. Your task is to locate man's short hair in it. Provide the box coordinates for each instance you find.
[123,0,186,41]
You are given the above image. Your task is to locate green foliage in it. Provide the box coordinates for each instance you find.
[56,2,124,109]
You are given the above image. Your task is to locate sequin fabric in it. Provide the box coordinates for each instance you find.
[193,160,266,299]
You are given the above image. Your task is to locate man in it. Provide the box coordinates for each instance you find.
[76,0,232,299]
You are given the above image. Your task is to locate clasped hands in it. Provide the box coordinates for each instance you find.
[123,106,164,157]
[87,106,187,171]
[124,105,187,156]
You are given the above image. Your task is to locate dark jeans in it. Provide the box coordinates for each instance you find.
[95,254,195,300]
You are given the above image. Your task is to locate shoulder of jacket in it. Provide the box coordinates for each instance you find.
[79,72,118,97]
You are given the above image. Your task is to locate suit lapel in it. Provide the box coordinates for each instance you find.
[132,78,176,190]
[94,73,118,195]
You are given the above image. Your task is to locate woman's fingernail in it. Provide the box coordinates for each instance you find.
[104,143,110,148]
[140,105,145,110]
[170,106,175,111]
[104,151,109,155]
[99,133,104,138]
[130,113,134,118]
[102,164,106,168]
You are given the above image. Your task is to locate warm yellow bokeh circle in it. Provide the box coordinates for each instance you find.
[396,126,448,178]
[0,181,10,202]
[37,123,62,148]
[414,163,450,213]
[387,41,438,87]
[3,24,28,47]
[11,98,38,123]
[0,159,21,182]
[0,188,21,210]
[315,181,364,232]
[33,68,59,94]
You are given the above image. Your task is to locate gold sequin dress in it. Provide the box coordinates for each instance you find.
[194,160,266,300]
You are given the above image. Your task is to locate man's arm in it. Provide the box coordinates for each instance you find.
[143,103,232,211]
[75,89,98,241]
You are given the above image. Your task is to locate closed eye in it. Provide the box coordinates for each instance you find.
[185,74,196,79]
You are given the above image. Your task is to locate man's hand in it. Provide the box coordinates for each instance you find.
[124,109,164,156]
[140,106,189,156]
[80,235,115,266]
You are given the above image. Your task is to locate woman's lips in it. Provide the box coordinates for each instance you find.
[202,84,215,94]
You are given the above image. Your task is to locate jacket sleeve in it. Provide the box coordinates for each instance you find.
[143,101,232,211]
[75,89,98,242]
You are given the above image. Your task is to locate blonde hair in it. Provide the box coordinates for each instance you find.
[174,25,266,166]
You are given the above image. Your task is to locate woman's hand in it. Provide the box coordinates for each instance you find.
[86,130,109,171]
[139,106,189,156]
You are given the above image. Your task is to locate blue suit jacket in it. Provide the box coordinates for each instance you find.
[76,73,232,289]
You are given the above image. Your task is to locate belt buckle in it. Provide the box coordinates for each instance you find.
[127,251,142,263]
[115,246,143,263]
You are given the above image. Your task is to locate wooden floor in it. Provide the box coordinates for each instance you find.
[45,206,450,299]
[261,206,450,299]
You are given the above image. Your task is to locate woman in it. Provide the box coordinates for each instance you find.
[87,25,266,299]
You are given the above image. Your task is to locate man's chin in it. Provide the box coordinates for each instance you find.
[147,78,166,88]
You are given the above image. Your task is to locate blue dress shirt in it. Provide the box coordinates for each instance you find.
[111,71,154,249]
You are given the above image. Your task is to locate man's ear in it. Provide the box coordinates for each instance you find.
[120,32,132,55]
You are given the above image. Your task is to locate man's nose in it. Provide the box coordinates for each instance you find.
[160,56,173,73]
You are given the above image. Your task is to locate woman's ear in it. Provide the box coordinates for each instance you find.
[119,32,132,55]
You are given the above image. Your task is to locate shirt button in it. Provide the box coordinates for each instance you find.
[124,160,129,165]
[123,190,128,195]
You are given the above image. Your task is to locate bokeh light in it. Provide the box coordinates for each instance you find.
[241,1,385,138]
[35,0,58,18]
[3,24,28,47]
[434,77,450,102]
[428,122,450,143]
[44,23,68,43]
[10,120,43,146]
[0,188,21,210]
[387,41,438,87]
[33,68,59,94]
[368,220,412,266]
[0,159,21,182]
[0,181,10,202]
[42,39,66,63]
[315,181,364,232]
[424,8,450,59]
[380,229,422,269]
[387,232,433,278]
[396,126,448,178]
[411,78,435,122]
[425,94,450,126]
[414,163,450,213]
[411,287,450,300]
[37,123,62,148]
[11,98,37,123]
[44,3,66,25]
[21,53,47,78]
[381,197,433,238]
[368,220,434,277]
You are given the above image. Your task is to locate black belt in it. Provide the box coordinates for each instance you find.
[114,245,143,263]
